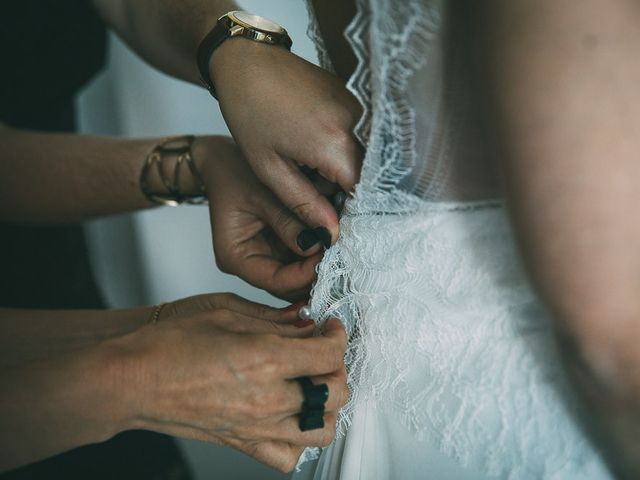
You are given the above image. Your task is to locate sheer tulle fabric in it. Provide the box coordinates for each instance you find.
[298,0,611,477]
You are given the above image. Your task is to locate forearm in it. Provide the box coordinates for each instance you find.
[0,129,219,224]
[0,342,133,472]
[0,128,156,223]
[92,0,238,84]
[0,307,151,369]
[473,0,640,476]
[0,307,152,470]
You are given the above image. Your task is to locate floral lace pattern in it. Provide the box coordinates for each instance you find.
[299,204,609,478]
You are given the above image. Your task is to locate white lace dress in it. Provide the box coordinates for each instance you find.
[296,1,612,478]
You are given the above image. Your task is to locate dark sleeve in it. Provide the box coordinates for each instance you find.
[0,0,107,124]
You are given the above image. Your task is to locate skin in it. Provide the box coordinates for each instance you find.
[87,0,640,474]
[5,0,639,475]
[467,0,640,476]
[0,294,349,473]
[93,0,363,243]
[0,128,348,471]
[312,0,640,475]
[210,40,362,242]
[0,129,320,300]
[200,138,324,300]
[3,1,359,472]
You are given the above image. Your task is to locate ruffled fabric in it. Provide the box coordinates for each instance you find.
[298,203,610,478]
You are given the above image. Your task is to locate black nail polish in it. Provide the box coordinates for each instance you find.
[332,191,347,215]
[313,227,332,249]
[297,229,321,251]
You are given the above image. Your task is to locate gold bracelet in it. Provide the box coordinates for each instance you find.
[149,302,168,324]
[139,135,208,206]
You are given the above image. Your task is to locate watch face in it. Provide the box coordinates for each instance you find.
[230,11,284,34]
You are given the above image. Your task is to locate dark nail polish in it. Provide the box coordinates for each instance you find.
[297,229,321,251]
[332,191,347,215]
[313,227,332,249]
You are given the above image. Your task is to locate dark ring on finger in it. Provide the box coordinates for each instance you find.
[296,376,329,431]
[299,411,325,431]
[297,377,329,408]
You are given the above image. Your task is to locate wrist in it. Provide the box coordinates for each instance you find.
[91,307,155,436]
[97,330,151,435]
[209,38,274,98]
[190,135,233,186]
[139,136,207,205]
[91,307,155,437]
[197,10,292,99]
[85,344,137,440]
[0,344,138,470]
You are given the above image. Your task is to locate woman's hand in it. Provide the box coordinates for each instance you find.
[113,293,349,472]
[210,41,363,243]
[195,136,326,301]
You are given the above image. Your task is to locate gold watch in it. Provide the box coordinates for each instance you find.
[196,11,293,98]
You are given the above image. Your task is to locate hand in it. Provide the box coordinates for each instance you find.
[194,136,325,301]
[210,40,363,243]
[114,293,349,473]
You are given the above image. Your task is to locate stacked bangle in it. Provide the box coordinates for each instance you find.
[139,135,207,206]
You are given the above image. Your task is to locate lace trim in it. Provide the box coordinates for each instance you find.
[343,0,371,147]
[353,1,441,199]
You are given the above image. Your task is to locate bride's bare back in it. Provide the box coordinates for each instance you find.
[303,0,640,477]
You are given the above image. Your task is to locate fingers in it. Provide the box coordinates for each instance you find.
[166,292,314,330]
[161,293,296,322]
[210,309,316,338]
[280,319,348,377]
[234,253,322,301]
[253,157,341,242]
[228,372,347,448]
[236,441,304,473]
[292,107,362,196]
[261,366,348,417]
[214,295,310,325]
[305,365,350,413]
[255,189,324,257]
[313,130,362,195]
[250,412,338,448]
[201,293,285,321]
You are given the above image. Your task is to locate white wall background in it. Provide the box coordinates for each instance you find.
[77,2,316,479]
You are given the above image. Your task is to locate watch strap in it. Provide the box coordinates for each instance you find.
[196,14,293,100]
[197,18,231,99]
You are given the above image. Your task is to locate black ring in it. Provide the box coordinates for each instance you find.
[296,377,329,432]
[299,412,325,431]
[297,377,329,408]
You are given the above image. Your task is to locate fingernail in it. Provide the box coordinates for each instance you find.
[297,229,321,251]
[332,191,347,215]
[313,227,332,249]
[293,319,315,328]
